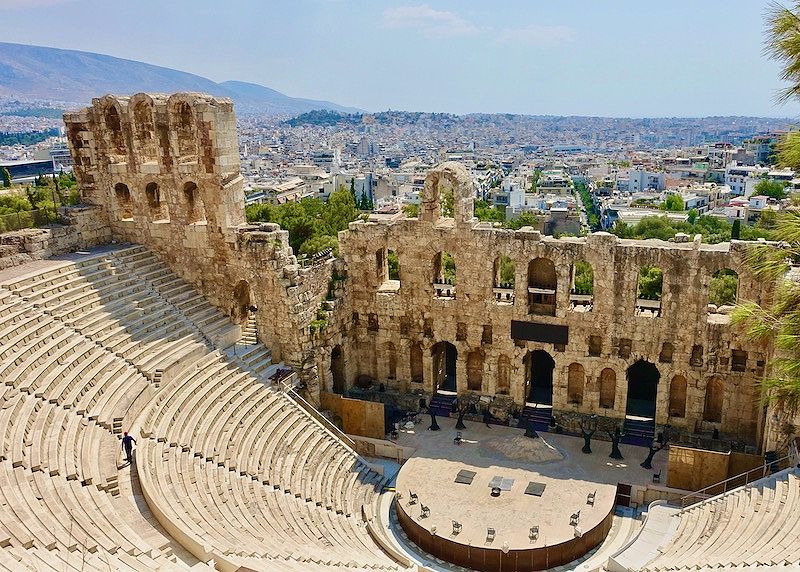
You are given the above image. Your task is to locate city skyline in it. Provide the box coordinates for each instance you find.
[2,0,800,118]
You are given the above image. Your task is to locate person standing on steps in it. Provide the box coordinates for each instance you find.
[122,432,136,463]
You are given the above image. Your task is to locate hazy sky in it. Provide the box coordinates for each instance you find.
[3,0,800,118]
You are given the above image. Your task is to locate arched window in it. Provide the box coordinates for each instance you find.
[708,269,739,322]
[113,183,133,221]
[410,343,423,384]
[173,101,197,161]
[599,368,616,409]
[232,280,252,324]
[703,376,724,423]
[493,255,515,304]
[331,345,345,394]
[570,260,594,312]
[467,350,483,392]
[183,181,206,224]
[567,363,585,405]
[496,355,511,395]
[636,265,663,317]
[669,375,687,418]
[433,252,456,299]
[133,100,157,162]
[388,250,400,281]
[528,258,557,316]
[659,342,674,363]
[383,342,397,380]
[103,105,126,159]
[145,182,169,221]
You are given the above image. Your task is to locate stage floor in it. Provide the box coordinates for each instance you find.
[394,416,666,552]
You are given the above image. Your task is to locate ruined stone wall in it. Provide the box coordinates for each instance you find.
[337,162,771,444]
[0,205,111,270]
[64,94,330,392]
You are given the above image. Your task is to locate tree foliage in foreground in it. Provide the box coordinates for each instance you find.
[730,3,800,414]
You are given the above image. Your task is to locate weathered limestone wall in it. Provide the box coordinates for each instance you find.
[60,94,780,445]
[337,162,771,444]
[64,94,331,393]
[0,205,111,270]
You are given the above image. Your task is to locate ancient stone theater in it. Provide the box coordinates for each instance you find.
[0,92,796,572]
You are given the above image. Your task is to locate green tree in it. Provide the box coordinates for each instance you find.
[474,199,505,222]
[754,177,787,200]
[442,252,456,283]
[497,255,515,286]
[572,261,594,295]
[441,185,454,217]
[245,203,273,223]
[529,169,541,192]
[402,203,419,218]
[637,265,663,300]
[504,211,539,230]
[731,219,741,239]
[388,251,400,280]
[687,208,698,224]
[299,234,339,257]
[324,188,358,232]
[709,269,739,307]
[661,194,684,212]
[1,167,10,188]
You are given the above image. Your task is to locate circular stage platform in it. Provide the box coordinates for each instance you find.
[394,418,622,571]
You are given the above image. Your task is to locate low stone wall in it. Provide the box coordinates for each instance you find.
[0,205,111,271]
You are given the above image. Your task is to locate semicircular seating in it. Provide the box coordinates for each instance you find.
[0,245,404,571]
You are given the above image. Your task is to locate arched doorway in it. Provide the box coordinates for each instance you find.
[431,342,457,392]
[524,350,555,405]
[232,280,252,325]
[331,346,345,394]
[625,360,659,418]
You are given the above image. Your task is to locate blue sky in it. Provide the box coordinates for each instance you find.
[3,0,800,118]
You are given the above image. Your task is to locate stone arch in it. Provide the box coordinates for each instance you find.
[709,268,739,308]
[496,355,511,395]
[102,102,127,160]
[431,341,457,392]
[383,341,397,380]
[419,162,475,226]
[567,362,585,405]
[669,375,687,418]
[703,375,724,423]
[331,345,345,394]
[570,259,594,311]
[433,251,456,298]
[231,280,252,324]
[528,257,557,316]
[625,360,659,418]
[599,368,616,409]
[466,350,483,392]
[182,181,206,224]
[636,265,663,317]
[493,255,515,304]
[145,182,169,221]
[170,98,198,161]
[131,96,158,163]
[410,342,423,384]
[113,182,133,220]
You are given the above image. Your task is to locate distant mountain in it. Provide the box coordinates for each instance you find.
[0,42,358,115]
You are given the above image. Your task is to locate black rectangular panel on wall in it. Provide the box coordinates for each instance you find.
[510,320,569,345]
